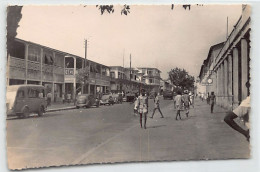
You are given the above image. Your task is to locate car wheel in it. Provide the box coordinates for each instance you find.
[38,106,44,117]
[22,107,30,118]
[76,106,80,109]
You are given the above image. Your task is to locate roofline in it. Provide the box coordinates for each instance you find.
[15,38,110,68]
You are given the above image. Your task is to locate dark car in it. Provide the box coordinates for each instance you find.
[76,94,100,108]
[112,93,123,104]
[100,95,114,105]
[126,92,136,102]
[163,90,174,99]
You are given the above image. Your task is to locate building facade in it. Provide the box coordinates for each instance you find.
[198,5,251,110]
[7,38,111,101]
[137,67,161,93]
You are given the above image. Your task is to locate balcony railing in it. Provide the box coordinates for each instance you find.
[88,72,111,81]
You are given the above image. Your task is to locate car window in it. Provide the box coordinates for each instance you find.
[28,88,39,98]
[17,90,25,98]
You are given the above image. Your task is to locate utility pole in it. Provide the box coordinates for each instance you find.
[123,49,125,68]
[129,53,131,81]
[82,39,87,94]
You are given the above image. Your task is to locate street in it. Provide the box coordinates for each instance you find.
[7,98,249,169]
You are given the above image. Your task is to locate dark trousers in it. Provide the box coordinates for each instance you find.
[151,107,164,118]
[211,103,214,113]
[140,113,147,129]
[176,110,181,120]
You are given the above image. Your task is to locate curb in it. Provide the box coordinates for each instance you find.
[46,106,76,112]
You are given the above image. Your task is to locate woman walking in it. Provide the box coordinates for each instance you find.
[136,89,149,129]
[174,90,183,120]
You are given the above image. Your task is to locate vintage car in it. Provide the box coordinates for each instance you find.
[75,94,100,108]
[112,93,123,104]
[126,92,137,102]
[6,85,47,118]
[163,90,174,99]
[100,95,114,105]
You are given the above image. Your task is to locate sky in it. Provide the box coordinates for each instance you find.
[17,5,242,79]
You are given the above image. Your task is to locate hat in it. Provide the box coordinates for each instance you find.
[184,90,189,94]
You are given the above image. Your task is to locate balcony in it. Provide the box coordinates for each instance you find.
[89,72,111,82]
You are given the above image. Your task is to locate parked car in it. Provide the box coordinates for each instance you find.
[100,95,114,105]
[112,93,123,104]
[75,94,100,108]
[126,92,136,102]
[6,85,47,118]
[163,90,174,99]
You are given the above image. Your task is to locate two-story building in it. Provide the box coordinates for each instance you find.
[137,67,161,93]
[7,38,111,101]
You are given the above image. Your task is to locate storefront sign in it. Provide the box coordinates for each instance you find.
[65,68,74,75]
[201,78,213,86]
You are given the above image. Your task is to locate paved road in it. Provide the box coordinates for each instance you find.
[6,98,249,170]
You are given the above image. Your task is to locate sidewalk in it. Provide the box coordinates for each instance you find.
[74,98,250,164]
[46,102,76,112]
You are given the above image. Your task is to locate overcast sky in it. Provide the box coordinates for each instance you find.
[17,5,242,79]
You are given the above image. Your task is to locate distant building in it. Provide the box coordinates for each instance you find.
[137,67,161,93]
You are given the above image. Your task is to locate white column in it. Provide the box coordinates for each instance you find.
[241,38,249,100]
[224,58,228,108]
[233,47,239,107]
[228,54,233,109]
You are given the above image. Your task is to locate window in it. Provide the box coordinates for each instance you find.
[111,72,115,78]
[149,79,153,83]
[17,90,25,98]
[28,88,39,98]
[148,70,153,75]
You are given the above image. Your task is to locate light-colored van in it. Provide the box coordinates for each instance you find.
[6,85,47,118]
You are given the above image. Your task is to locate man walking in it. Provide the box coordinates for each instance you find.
[174,90,183,120]
[209,92,216,113]
[150,92,164,118]
[182,90,190,117]
[136,89,149,129]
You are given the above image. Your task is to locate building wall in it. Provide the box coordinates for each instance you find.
[199,5,251,110]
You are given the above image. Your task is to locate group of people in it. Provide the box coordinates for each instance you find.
[133,82,251,142]
[133,89,164,129]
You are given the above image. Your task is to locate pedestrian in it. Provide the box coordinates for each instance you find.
[150,92,164,118]
[67,93,71,103]
[209,92,216,113]
[189,92,194,108]
[182,90,190,117]
[47,92,52,106]
[224,81,251,141]
[174,90,183,120]
[136,89,149,129]
[133,94,139,116]
[207,92,210,104]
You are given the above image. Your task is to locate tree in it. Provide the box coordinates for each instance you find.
[75,67,90,93]
[7,6,23,55]
[168,67,195,91]
[96,4,202,15]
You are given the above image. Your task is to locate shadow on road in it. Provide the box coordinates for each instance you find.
[147,125,166,129]
[7,113,65,121]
